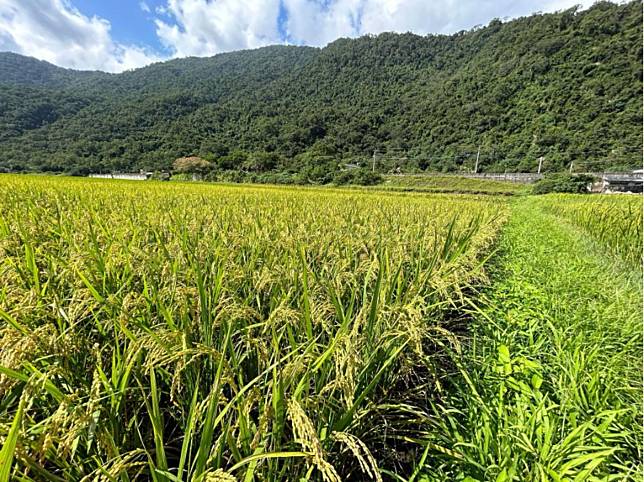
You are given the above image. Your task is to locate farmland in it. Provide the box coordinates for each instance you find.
[379,175,528,195]
[0,175,641,481]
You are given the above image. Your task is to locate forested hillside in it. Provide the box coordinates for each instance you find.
[0,0,641,176]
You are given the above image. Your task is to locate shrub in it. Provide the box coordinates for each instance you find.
[532,173,595,194]
[333,168,384,186]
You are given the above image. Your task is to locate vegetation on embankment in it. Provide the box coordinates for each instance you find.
[420,196,643,480]
[379,175,528,195]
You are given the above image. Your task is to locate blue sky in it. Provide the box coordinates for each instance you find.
[0,0,595,72]
[73,1,166,52]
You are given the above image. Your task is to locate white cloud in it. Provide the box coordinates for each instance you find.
[0,0,161,72]
[154,0,283,57]
[281,0,596,45]
[282,0,362,45]
[154,0,597,57]
[0,0,601,71]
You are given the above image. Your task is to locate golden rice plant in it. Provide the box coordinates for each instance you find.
[0,175,508,481]
[534,194,643,266]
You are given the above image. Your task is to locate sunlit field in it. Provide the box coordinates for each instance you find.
[1,176,642,481]
[0,176,507,481]
[534,194,643,266]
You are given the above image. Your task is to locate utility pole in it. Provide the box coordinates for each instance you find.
[474,145,481,173]
[538,156,543,174]
[372,150,377,173]
[569,161,574,174]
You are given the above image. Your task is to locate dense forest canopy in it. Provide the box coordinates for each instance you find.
[0,0,641,178]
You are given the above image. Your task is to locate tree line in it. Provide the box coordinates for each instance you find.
[0,0,641,182]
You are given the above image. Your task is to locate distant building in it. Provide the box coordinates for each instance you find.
[595,170,643,193]
[89,172,152,181]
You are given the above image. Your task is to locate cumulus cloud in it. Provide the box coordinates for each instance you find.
[154,0,283,57]
[282,0,596,45]
[0,0,161,72]
[0,0,599,71]
[281,0,362,46]
[154,0,596,56]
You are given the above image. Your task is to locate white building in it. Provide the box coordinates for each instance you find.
[89,172,151,181]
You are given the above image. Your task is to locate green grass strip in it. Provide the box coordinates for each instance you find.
[421,197,643,481]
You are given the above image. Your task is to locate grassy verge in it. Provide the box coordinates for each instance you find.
[420,196,643,480]
[378,175,529,196]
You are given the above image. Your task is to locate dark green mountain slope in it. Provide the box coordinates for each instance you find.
[0,1,641,175]
[0,52,108,87]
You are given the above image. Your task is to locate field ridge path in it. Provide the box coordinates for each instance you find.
[422,196,643,481]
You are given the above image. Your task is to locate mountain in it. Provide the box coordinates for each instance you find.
[0,52,108,88]
[0,0,641,177]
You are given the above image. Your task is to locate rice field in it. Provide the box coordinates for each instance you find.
[533,194,643,266]
[0,176,641,482]
[0,176,507,481]
[380,175,527,195]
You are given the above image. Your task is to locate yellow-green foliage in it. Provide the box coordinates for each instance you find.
[0,175,508,481]
[534,194,643,266]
